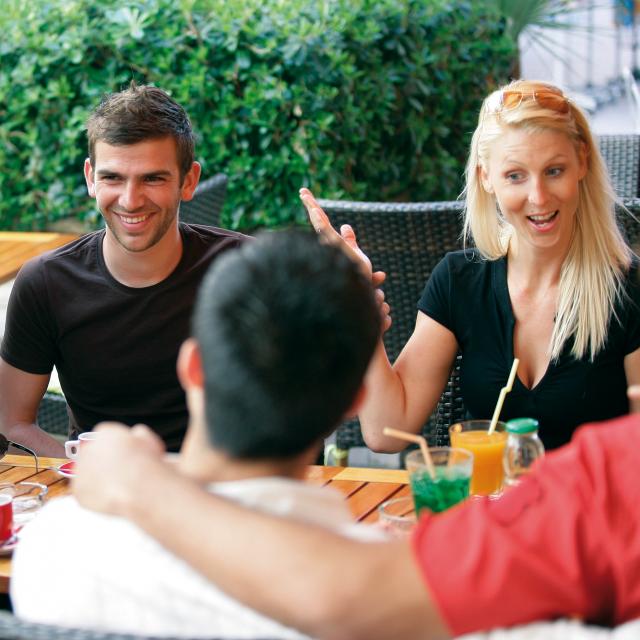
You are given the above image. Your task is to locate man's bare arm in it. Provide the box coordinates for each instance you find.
[73,424,450,640]
[0,358,64,456]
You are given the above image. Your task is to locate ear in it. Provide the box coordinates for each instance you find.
[180,161,202,202]
[342,385,367,420]
[84,158,96,198]
[176,338,205,392]
[478,164,494,194]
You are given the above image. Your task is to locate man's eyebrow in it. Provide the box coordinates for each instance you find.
[95,169,174,178]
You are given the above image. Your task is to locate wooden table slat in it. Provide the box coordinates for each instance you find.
[325,479,366,498]
[0,232,78,284]
[345,482,406,521]
[303,465,342,486]
[333,467,409,484]
[361,484,413,523]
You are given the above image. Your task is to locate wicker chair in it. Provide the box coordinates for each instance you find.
[36,391,69,437]
[180,173,227,227]
[318,199,465,464]
[598,134,640,198]
[0,611,230,640]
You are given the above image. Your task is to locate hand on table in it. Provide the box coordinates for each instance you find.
[300,187,391,332]
[72,422,166,516]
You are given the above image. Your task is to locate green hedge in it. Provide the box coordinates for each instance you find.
[0,0,515,230]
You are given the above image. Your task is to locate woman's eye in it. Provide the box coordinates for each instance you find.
[547,167,563,177]
[505,172,523,182]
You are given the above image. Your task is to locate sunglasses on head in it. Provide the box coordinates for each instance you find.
[487,90,570,114]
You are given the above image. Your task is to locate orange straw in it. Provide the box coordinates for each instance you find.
[383,427,436,480]
[488,358,519,435]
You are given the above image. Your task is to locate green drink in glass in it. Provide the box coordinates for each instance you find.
[405,447,473,514]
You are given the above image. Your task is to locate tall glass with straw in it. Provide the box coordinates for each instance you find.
[383,428,473,515]
[449,358,519,497]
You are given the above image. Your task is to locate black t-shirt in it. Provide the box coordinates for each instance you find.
[1,223,246,451]
[418,250,640,450]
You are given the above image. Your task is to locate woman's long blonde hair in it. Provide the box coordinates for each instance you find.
[463,79,632,361]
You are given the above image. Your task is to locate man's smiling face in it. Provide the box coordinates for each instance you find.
[85,136,198,254]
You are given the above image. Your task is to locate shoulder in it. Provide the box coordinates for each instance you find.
[16,232,102,282]
[430,248,498,286]
[180,223,249,250]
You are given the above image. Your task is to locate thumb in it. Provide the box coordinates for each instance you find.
[131,424,166,455]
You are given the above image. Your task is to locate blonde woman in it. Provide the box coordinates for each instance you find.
[303,79,640,450]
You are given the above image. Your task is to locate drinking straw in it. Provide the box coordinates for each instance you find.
[488,358,520,435]
[383,427,436,480]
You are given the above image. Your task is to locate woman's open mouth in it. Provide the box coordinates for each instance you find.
[527,210,558,229]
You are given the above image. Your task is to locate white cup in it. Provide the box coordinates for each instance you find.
[64,432,98,459]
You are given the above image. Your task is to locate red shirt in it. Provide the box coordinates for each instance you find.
[411,414,640,635]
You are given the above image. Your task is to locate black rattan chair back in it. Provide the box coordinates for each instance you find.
[598,134,640,198]
[180,173,228,227]
[36,391,69,437]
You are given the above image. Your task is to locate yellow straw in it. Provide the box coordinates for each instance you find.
[383,427,436,480]
[488,358,519,435]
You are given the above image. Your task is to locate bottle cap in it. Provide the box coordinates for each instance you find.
[506,418,539,434]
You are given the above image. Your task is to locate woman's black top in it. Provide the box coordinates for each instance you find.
[419,250,640,450]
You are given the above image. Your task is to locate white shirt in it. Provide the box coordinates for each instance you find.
[11,476,384,638]
[458,619,640,640]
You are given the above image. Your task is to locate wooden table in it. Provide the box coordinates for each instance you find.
[0,456,409,593]
[0,232,79,284]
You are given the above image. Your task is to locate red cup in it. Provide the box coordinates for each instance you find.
[0,495,13,543]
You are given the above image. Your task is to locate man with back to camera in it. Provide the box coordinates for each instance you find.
[11,231,386,637]
[0,82,246,456]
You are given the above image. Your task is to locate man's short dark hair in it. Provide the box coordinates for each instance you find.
[193,231,381,460]
[86,82,194,181]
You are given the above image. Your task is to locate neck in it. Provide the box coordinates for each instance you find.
[102,223,183,288]
[176,417,315,485]
[507,236,566,292]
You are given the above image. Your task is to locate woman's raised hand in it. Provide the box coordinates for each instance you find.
[300,188,385,285]
[300,187,390,331]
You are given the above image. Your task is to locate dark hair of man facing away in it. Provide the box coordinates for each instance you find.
[86,81,195,181]
[192,230,381,460]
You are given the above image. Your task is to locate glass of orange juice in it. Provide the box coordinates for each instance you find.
[449,420,507,497]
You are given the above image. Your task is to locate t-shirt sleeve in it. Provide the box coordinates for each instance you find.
[410,429,618,636]
[417,254,455,331]
[0,257,57,375]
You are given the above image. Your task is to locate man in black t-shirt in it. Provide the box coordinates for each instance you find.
[0,84,245,455]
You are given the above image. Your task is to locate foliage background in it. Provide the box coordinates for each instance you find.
[0,0,516,230]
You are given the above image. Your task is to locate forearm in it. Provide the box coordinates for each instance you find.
[358,342,419,452]
[118,456,446,639]
[4,422,65,457]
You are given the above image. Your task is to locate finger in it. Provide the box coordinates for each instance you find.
[375,288,385,304]
[628,385,640,413]
[339,224,364,260]
[372,271,386,287]
[300,195,342,246]
[92,422,131,435]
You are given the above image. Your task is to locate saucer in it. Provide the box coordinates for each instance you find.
[55,461,75,478]
[0,535,18,557]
